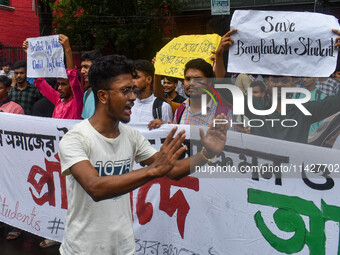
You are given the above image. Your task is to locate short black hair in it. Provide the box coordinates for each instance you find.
[2,61,12,66]
[184,58,213,78]
[163,76,179,84]
[250,80,266,92]
[13,61,27,71]
[89,55,134,105]
[134,59,155,78]
[81,50,102,62]
[0,75,12,88]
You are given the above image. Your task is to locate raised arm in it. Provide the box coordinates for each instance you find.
[67,67,84,110]
[59,34,75,69]
[213,29,237,79]
[34,78,59,105]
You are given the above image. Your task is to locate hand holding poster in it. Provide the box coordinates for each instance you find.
[154,34,221,79]
[27,35,67,78]
[227,10,340,77]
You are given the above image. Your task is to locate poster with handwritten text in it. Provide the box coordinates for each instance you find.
[27,35,67,78]
[154,34,221,79]
[228,10,340,77]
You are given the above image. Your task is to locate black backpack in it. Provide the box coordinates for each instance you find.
[152,97,166,120]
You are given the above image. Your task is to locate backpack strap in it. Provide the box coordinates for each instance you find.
[152,97,165,120]
[175,103,186,124]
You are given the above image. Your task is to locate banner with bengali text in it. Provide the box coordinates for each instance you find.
[0,113,340,254]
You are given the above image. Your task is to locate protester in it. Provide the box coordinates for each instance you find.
[173,58,234,128]
[129,59,173,130]
[58,54,227,255]
[250,80,266,98]
[0,61,14,79]
[80,50,102,119]
[33,73,83,119]
[0,75,24,114]
[293,77,327,136]
[153,74,186,115]
[214,28,340,143]
[162,76,186,103]
[8,61,42,115]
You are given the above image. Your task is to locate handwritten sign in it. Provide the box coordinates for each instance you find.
[27,35,67,78]
[228,10,340,77]
[154,34,221,79]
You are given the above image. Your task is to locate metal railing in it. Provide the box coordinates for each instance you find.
[0,45,26,65]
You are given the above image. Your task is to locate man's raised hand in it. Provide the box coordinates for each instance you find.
[149,127,187,177]
[199,113,228,159]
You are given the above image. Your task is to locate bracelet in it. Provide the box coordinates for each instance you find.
[200,148,217,162]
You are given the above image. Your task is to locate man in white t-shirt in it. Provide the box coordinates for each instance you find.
[129,59,173,129]
[58,55,227,255]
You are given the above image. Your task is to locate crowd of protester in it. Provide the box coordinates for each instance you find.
[0,29,340,250]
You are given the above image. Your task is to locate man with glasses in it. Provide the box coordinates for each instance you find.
[58,54,228,255]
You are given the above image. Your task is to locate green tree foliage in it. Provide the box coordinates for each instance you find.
[45,0,179,59]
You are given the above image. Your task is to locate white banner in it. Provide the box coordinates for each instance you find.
[27,35,67,78]
[228,10,340,77]
[1,113,340,254]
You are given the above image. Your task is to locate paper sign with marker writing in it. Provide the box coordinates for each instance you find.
[227,10,340,77]
[155,34,221,79]
[27,35,67,78]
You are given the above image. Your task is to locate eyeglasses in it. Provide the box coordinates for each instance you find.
[104,86,140,98]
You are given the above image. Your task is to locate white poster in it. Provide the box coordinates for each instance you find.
[27,35,67,78]
[227,10,340,77]
[1,113,340,254]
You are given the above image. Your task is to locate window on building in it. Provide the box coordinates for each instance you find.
[0,0,10,6]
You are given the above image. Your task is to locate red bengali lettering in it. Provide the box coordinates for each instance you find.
[136,176,199,238]
[27,153,67,209]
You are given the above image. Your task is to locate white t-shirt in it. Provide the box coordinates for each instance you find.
[58,120,157,255]
[129,94,173,125]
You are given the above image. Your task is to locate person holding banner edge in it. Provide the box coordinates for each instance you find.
[58,54,227,255]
